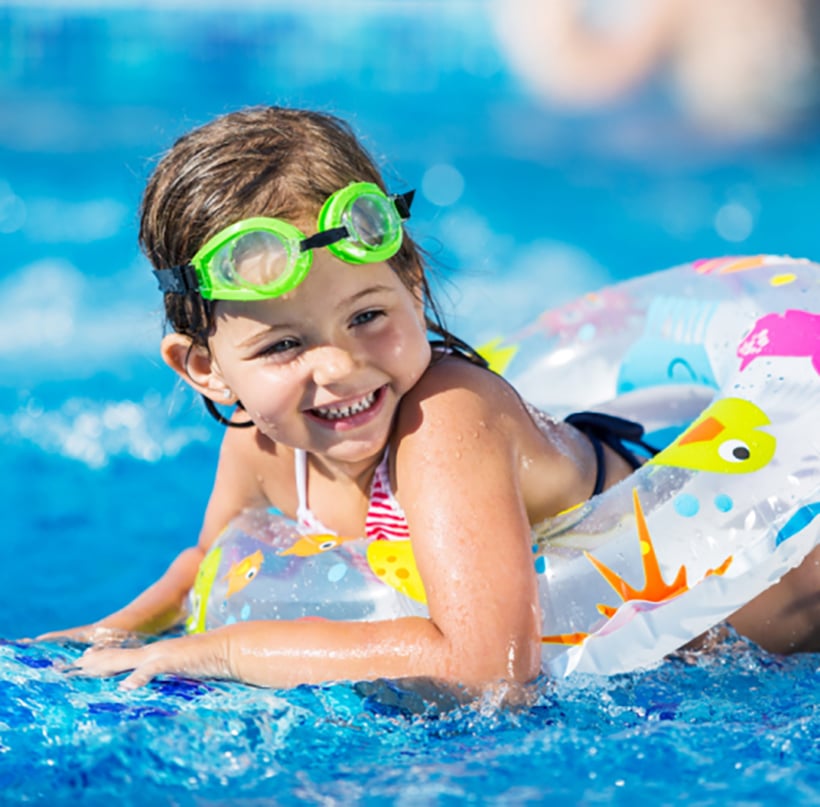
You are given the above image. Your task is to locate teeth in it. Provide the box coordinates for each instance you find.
[314,391,377,420]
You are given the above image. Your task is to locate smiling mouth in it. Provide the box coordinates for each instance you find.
[310,388,381,421]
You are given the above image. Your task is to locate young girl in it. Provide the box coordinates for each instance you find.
[47,106,820,690]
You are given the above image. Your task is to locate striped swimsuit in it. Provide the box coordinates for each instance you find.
[294,448,410,541]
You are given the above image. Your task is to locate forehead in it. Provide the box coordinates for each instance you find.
[212,254,409,327]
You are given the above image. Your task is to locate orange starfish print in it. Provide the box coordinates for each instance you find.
[542,489,733,646]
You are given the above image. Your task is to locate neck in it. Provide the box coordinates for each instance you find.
[305,448,385,492]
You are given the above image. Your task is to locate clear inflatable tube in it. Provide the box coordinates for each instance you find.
[187,255,820,677]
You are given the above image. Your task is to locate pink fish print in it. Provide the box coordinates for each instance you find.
[737,309,820,374]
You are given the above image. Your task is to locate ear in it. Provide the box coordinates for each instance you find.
[160,333,237,404]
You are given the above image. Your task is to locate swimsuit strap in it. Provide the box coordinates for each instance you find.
[565,411,659,497]
[293,448,409,539]
[365,447,411,542]
[293,448,334,533]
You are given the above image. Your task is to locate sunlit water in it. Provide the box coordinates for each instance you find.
[1,4,819,804]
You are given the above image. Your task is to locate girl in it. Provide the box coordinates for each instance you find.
[48,107,820,689]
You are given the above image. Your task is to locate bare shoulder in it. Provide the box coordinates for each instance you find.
[398,355,525,429]
[394,356,595,521]
[392,356,533,478]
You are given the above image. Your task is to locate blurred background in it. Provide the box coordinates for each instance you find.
[3,0,820,634]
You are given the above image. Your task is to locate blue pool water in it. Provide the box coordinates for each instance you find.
[2,4,820,804]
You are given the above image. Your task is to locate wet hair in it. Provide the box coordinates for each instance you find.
[139,105,486,424]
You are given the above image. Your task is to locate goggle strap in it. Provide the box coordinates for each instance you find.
[153,264,200,295]
[300,225,349,253]
[393,189,415,220]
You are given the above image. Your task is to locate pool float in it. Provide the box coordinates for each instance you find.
[186,254,820,677]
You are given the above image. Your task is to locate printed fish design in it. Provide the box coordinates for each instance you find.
[223,549,264,598]
[279,533,358,557]
[737,309,820,375]
[366,540,427,604]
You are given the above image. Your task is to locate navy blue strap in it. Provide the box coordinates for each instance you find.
[565,411,659,496]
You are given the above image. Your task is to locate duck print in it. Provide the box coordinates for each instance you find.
[648,398,776,474]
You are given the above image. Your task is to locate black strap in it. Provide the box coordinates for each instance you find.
[153,264,200,295]
[585,430,607,496]
[393,189,415,219]
[300,226,350,252]
[203,396,254,428]
[565,411,659,496]
[428,336,490,369]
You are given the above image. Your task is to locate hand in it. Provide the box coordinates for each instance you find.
[69,632,233,690]
[33,624,142,647]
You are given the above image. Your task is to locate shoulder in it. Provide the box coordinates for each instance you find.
[199,417,294,548]
[392,356,528,472]
[393,356,596,521]
[399,355,523,426]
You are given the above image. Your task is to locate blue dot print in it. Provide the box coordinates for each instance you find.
[327,563,348,583]
[714,494,733,513]
[674,494,700,517]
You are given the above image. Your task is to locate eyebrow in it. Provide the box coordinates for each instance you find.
[338,284,396,309]
[236,284,398,349]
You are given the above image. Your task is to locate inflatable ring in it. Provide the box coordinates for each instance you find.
[186,255,820,677]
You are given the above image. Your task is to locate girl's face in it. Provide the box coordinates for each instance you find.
[202,247,431,471]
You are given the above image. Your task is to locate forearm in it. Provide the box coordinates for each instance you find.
[74,609,541,690]
[222,616,539,689]
[96,545,204,634]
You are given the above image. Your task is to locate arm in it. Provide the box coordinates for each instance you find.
[38,419,266,643]
[74,362,543,688]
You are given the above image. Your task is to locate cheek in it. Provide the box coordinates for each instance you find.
[390,317,431,380]
[232,368,298,418]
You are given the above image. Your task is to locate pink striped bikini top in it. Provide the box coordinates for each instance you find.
[294,448,411,542]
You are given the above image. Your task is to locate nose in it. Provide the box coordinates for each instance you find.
[310,344,357,387]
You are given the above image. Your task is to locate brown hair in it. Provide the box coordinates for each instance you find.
[140,105,445,345]
[140,106,486,425]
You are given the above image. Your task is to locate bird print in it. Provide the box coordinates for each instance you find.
[648,398,776,474]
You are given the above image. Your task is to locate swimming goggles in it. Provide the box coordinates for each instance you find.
[152,182,414,302]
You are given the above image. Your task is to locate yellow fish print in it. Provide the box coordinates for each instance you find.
[223,549,264,598]
[366,540,427,604]
[280,533,358,557]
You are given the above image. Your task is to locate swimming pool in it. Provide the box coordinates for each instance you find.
[2,3,819,804]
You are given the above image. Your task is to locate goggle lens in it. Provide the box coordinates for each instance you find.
[211,231,292,290]
[343,193,400,250]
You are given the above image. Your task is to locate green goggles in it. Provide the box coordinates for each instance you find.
[153,182,414,302]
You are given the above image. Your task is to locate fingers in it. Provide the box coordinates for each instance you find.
[120,666,160,691]
[34,626,143,647]
[59,633,228,690]
[65,645,149,688]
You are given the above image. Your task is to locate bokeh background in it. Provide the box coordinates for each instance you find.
[3,5,820,805]
[3,0,820,634]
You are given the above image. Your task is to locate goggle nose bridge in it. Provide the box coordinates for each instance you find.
[299,225,350,253]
